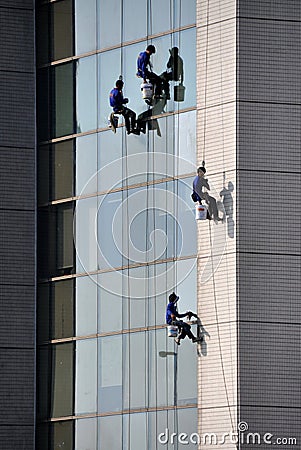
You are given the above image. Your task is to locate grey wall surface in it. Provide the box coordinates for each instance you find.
[0,2,36,449]
[237,0,301,446]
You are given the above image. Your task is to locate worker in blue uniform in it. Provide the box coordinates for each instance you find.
[109,80,139,134]
[192,166,222,223]
[166,292,199,345]
[137,45,170,99]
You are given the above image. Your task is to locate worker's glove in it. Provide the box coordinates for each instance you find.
[123,98,129,104]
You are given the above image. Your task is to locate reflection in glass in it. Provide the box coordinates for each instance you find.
[97,191,123,269]
[123,0,147,42]
[75,197,98,273]
[98,415,122,450]
[97,130,122,192]
[174,0,196,27]
[122,412,147,450]
[76,133,97,196]
[75,339,97,415]
[98,272,122,333]
[98,0,122,49]
[75,0,97,55]
[98,48,121,129]
[76,56,97,133]
[75,418,97,450]
[98,335,122,412]
[57,203,74,274]
[123,332,147,410]
[76,275,97,336]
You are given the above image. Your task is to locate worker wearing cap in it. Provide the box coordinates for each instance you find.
[166,292,199,345]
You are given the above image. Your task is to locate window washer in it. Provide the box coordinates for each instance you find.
[192,166,222,223]
[166,292,201,346]
[109,79,139,135]
[137,45,170,99]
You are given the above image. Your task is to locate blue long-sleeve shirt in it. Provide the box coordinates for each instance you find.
[166,302,186,325]
[109,87,127,112]
[137,51,150,80]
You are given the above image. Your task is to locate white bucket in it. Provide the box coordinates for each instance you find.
[195,203,207,220]
[141,82,153,99]
[167,325,178,338]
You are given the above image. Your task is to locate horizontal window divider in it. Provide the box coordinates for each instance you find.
[39,324,169,346]
[37,24,196,69]
[40,403,197,423]
[38,253,197,283]
[38,106,196,146]
[38,170,196,207]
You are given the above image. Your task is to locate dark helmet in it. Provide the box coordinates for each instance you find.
[116,79,124,89]
[146,44,156,54]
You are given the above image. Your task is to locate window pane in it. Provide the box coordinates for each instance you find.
[98,335,122,412]
[75,418,97,450]
[98,49,121,130]
[76,134,97,196]
[98,0,122,49]
[53,63,74,138]
[97,191,123,269]
[176,178,197,256]
[52,140,74,200]
[75,339,97,415]
[52,279,74,340]
[175,0,196,27]
[174,28,196,109]
[123,0,147,42]
[52,0,73,61]
[51,343,74,417]
[52,421,74,450]
[97,130,123,192]
[37,346,51,420]
[149,329,174,408]
[123,413,147,450]
[57,203,74,273]
[75,0,97,55]
[150,0,171,35]
[76,275,97,336]
[98,272,122,333]
[123,42,147,116]
[76,56,97,133]
[123,332,146,409]
[98,415,122,450]
[75,197,98,273]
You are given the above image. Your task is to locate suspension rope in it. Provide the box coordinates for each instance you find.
[202,0,210,165]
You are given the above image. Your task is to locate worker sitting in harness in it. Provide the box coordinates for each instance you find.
[137,45,170,99]
[166,292,200,346]
[109,79,139,135]
[192,166,222,223]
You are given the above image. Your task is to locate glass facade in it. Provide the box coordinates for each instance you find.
[36,1,197,448]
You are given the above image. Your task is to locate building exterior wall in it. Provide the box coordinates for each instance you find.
[196,1,237,448]
[36,1,199,448]
[237,1,301,446]
[0,1,36,449]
